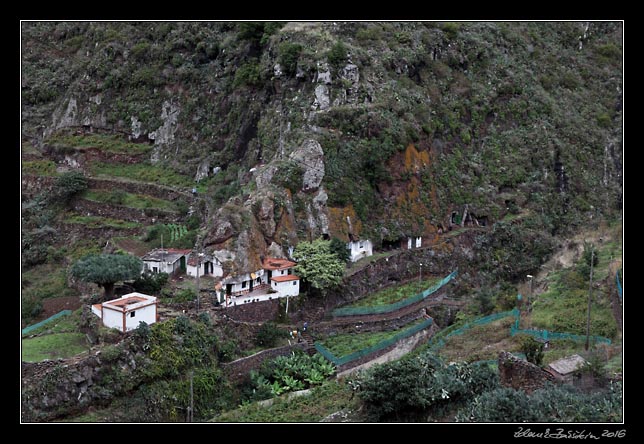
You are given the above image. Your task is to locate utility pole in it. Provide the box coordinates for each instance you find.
[419,262,423,285]
[585,247,595,351]
[189,370,194,422]
[526,275,534,312]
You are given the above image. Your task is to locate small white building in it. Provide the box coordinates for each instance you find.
[270,275,300,297]
[405,236,423,249]
[91,292,158,333]
[347,239,373,262]
[141,249,191,275]
[222,269,265,296]
[186,253,223,278]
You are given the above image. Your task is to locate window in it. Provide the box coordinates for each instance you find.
[293,281,297,285]
[153,266,158,273]
[281,270,285,275]
[130,311,136,318]
[242,281,246,289]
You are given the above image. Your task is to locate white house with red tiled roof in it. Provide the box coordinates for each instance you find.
[91,292,158,332]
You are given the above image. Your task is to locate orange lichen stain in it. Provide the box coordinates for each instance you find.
[328,205,362,241]
[403,144,430,173]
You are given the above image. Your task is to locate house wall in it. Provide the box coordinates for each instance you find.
[187,262,224,278]
[102,308,124,331]
[124,304,156,331]
[271,279,300,297]
[348,240,373,262]
[91,305,101,318]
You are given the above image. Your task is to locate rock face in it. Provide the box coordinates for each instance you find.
[289,139,325,191]
[149,100,180,164]
[313,84,330,111]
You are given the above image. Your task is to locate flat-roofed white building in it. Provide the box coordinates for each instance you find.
[92,292,158,332]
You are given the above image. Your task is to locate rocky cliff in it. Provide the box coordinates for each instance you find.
[21,21,623,273]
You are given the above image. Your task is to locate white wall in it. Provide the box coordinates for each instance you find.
[124,304,156,331]
[415,237,422,248]
[271,279,300,297]
[102,308,123,331]
[91,305,102,318]
[186,261,223,278]
[348,240,373,262]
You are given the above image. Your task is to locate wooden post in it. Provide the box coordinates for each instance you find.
[189,370,194,422]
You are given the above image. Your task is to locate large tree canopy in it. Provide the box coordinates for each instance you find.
[70,254,143,300]
[292,239,345,294]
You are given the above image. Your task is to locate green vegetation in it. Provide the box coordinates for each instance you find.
[293,239,345,294]
[46,132,152,155]
[455,383,622,422]
[69,253,143,300]
[22,333,88,362]
[278,42,302,76]
[83,189,178,212]
[346,277,441,308]
[246,351,336,401]
[519,335,544,366]
[90,162,194,188]
[64,213,141,229]
[143,223,195,249]
[22,159,58,176]
[214,380,355,422]
[320,318,426,357]
[432,317,521,363]
[51,171,88,205]
[530,267,618,339]
[255,322,287,348]
[22,308,82,337]
[357,352,499,421]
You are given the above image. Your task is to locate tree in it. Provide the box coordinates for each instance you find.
[519,335,544,366]
[329,237,350,263]
[292,239,345,294]
[70,254,142,301]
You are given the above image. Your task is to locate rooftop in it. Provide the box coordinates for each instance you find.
[141,248,191,263]
[548,354,588,375]
[271,275,300,282]
[103,292,156,311]
[262,257,297,270]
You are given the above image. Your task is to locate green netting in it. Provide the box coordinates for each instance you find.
[616,270,622,300]
[315,318,434,366]
[332,270,458,317]
[22,310,72,335]
[426,308,520,351]
[510,326,612,345]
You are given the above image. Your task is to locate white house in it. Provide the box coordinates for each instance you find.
[91,292,158,333]
[270,275,300,297]
[347,239,373,262]
[141,248,191,275]
[222,269,265,296]
[262,257,300,297]
[186,253,223,278]
[406,236,423,249]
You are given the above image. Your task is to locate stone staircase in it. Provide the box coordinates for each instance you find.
[300,331,316,355]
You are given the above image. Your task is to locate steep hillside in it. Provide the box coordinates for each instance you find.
[21,21,622,279]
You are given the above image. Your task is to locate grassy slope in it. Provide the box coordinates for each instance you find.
[344,277,441,308]
[22,333,88,362]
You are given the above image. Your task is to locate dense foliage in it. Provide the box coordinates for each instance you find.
[247,350,336,401]
[292,239,345,293]
[356,352,499,421]
[455,382,622,422]
[69,254,143,300]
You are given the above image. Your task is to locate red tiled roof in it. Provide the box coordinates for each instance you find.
[92,304,102,311]
[262,257,297,270]
[271,275,299,282]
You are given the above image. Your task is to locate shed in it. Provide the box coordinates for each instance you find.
[91,292,158,333]
[547,354,588,383]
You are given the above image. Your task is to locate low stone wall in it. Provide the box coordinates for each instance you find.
[222,343,308,383]
[498,351,555,393]
[224,299,280,323]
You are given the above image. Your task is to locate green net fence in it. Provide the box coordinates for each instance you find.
[426,298,612,354]
[332,270,458,317]
[22,310,72,335]
[616,269,622,300]
[315,318,434,367]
